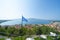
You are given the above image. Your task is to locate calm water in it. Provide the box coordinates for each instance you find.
[0,18,52,25]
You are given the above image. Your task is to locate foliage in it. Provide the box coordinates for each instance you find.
[0,24,59,36]
[0,38,5,40]
[19,27,27,36]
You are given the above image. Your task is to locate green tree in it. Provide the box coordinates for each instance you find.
[36,27,42,35]
[19,27,27,36]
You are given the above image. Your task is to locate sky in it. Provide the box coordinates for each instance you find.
[0,0,60,20]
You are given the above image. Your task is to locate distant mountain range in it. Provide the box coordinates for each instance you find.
[0,20,9,23]
[0,18,59,25]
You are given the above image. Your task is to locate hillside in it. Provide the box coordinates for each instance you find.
[0,20,9,23]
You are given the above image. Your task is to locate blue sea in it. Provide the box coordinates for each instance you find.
[0,18,52,25]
